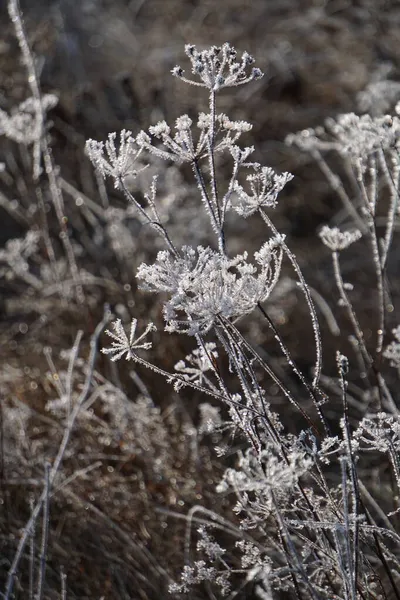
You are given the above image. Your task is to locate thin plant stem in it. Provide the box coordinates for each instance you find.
[120,181,178,256]
[354,158,385,358]
[257,303,330,434]
[331,250,371,367]
[35,462,51,600]
[8,0,84,304]
[378,150,400,270]
[222,317,322,435]
[259,208,323,387]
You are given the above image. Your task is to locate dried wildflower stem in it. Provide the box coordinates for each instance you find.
[259,208,323,387]
[272,492,319,600]
[35,186,62,296]
[309,285,340,336]
[192,157,223,250]
[354,159,385,357]
[8,0,84,304]
[65,330,84,419]
[358,480,395,533]
[207,89,225,252]
[377,149,400,269]
[331,250,371,368]
[311,148,366,233]
[221,317,321,435]
[131,350,264,419]
[338,360,360,600]
[36,462,51,600]
[195,333,229,396]
[367,519,400,600]
[388,440,400,497]
[216,319,280,449]
[257,302,330,435]
[7,0,42,180]
[60,568,67,600]
[120,180,178,256]
[221,158,240,224]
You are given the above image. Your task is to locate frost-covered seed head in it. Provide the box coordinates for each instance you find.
[172,42,264,91]
[319,225,362,251]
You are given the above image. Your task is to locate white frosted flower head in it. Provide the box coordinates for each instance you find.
[383,325,400,369]
[149,121,171,136]
[233,166,293,217]
[220,115,252,133]
[102,318,156,361]
[85,130,141,189]
[354,412,400,454]
[138,116,200,163]
[139,111,253,165]
[229,145,255,164]
[175,343,219,387]
[172,42,263,91]
[137,243,282,335]
[287,113,400,162]
[319,225,362,251]
[0,94,58,145]
[175,115,193,130]
[326,112,400,158]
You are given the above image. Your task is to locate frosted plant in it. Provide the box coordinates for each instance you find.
[318,225,362,251]
[233,165,293,216]
[0,94,58,145]
[169,561,218,594]
[383,325,400,369]
[287,112,400,162]
[353,412,400,454]
[174,343,219,389]
[137,113,253,165]
[101,318,156,361]
[86,130,144,189]
[216,446,313,516]
[87,42,400,599]
[172,42,263,91]
[289,102,400,371]
[137,239,283,334]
